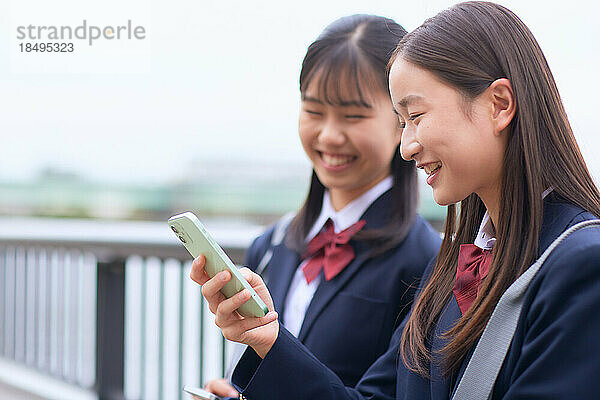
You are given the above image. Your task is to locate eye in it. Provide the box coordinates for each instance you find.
[392,108,406,128]
[304,109,323,116]
[409,112,424,121]
[345,114,366,120]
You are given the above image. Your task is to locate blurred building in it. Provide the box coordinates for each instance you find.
[0,160,446,226]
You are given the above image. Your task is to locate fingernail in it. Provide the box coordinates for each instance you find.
[219,271,228,281]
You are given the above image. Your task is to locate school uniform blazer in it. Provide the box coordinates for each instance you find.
[232,195,600,399]
[243,189,441,387]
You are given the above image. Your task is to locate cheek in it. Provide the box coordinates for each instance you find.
[298,119,315,152]
[417,117,444,146]
[380,134,400,162]
[359,134,397,167]
[372,117,401,151]
[419,116,467,160]
[298,118,312,145]
[381,113,402,146]
[446,126,494,170]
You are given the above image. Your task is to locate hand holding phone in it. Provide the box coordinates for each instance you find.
[174,212,280,358]
[183,386,223,400]
[168,212,269,318]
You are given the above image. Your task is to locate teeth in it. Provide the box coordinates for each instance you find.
[423,162,442,175]
[321,153,355,166]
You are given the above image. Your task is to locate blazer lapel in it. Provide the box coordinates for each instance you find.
[297,249,371,341]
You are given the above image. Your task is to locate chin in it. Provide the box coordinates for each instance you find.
[432,191,464,207]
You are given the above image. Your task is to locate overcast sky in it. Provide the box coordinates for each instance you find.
[0,0,598,184]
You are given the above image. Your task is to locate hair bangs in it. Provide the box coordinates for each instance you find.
[301,43,385,108]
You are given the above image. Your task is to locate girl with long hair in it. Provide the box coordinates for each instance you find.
[192,2,600,398]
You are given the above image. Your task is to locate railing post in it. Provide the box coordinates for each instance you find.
[96,258,125,400]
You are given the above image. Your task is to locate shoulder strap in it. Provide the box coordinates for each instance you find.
[452,219,600,400]
[254,211,295,277]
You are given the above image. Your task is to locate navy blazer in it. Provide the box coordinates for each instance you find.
[242,189,441,387]
[232,196,600,399]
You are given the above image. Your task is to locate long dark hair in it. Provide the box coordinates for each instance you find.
[286,14,417,258]
[392,1,600,377]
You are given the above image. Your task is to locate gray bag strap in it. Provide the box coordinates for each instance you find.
[254,211,295,277]
[452,219,600,400]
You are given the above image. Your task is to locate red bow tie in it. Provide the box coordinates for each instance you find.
[452,244,493,315]
[301,218,366,284]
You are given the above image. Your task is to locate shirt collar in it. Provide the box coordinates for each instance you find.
[306,176,393,241]
[474,187,554,251]
[474,212,496,250]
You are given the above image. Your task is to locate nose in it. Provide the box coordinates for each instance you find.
[318,117,346,146]
[399,125,422,161]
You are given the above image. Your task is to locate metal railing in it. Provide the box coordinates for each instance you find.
[0,216,265,400]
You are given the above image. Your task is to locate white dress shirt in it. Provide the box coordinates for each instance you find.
[282,176,393,337]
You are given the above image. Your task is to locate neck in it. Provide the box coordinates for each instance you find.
[328,174,389,211]
[478,188,501,230]
[329,190,361,212]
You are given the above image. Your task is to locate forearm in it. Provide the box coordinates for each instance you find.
[232,326,389,400]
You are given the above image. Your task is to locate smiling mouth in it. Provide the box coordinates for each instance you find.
[319,152,357,167]
[423,162,442,176]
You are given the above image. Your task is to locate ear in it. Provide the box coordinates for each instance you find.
[488,78,515,135]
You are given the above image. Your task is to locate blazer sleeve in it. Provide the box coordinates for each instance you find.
[500,228,600,399]
[231,322,401,400]
[231,257,438,400]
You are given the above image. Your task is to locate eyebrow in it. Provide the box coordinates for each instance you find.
[396,94,425,109]
[301,95,371,108]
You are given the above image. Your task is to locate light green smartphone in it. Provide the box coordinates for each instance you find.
[168,212,268,318]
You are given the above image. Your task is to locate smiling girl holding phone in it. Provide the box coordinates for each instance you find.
[198,14,441,398]
[193,2,600,400]
[194,2,600,398]
[192,2,600,398]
